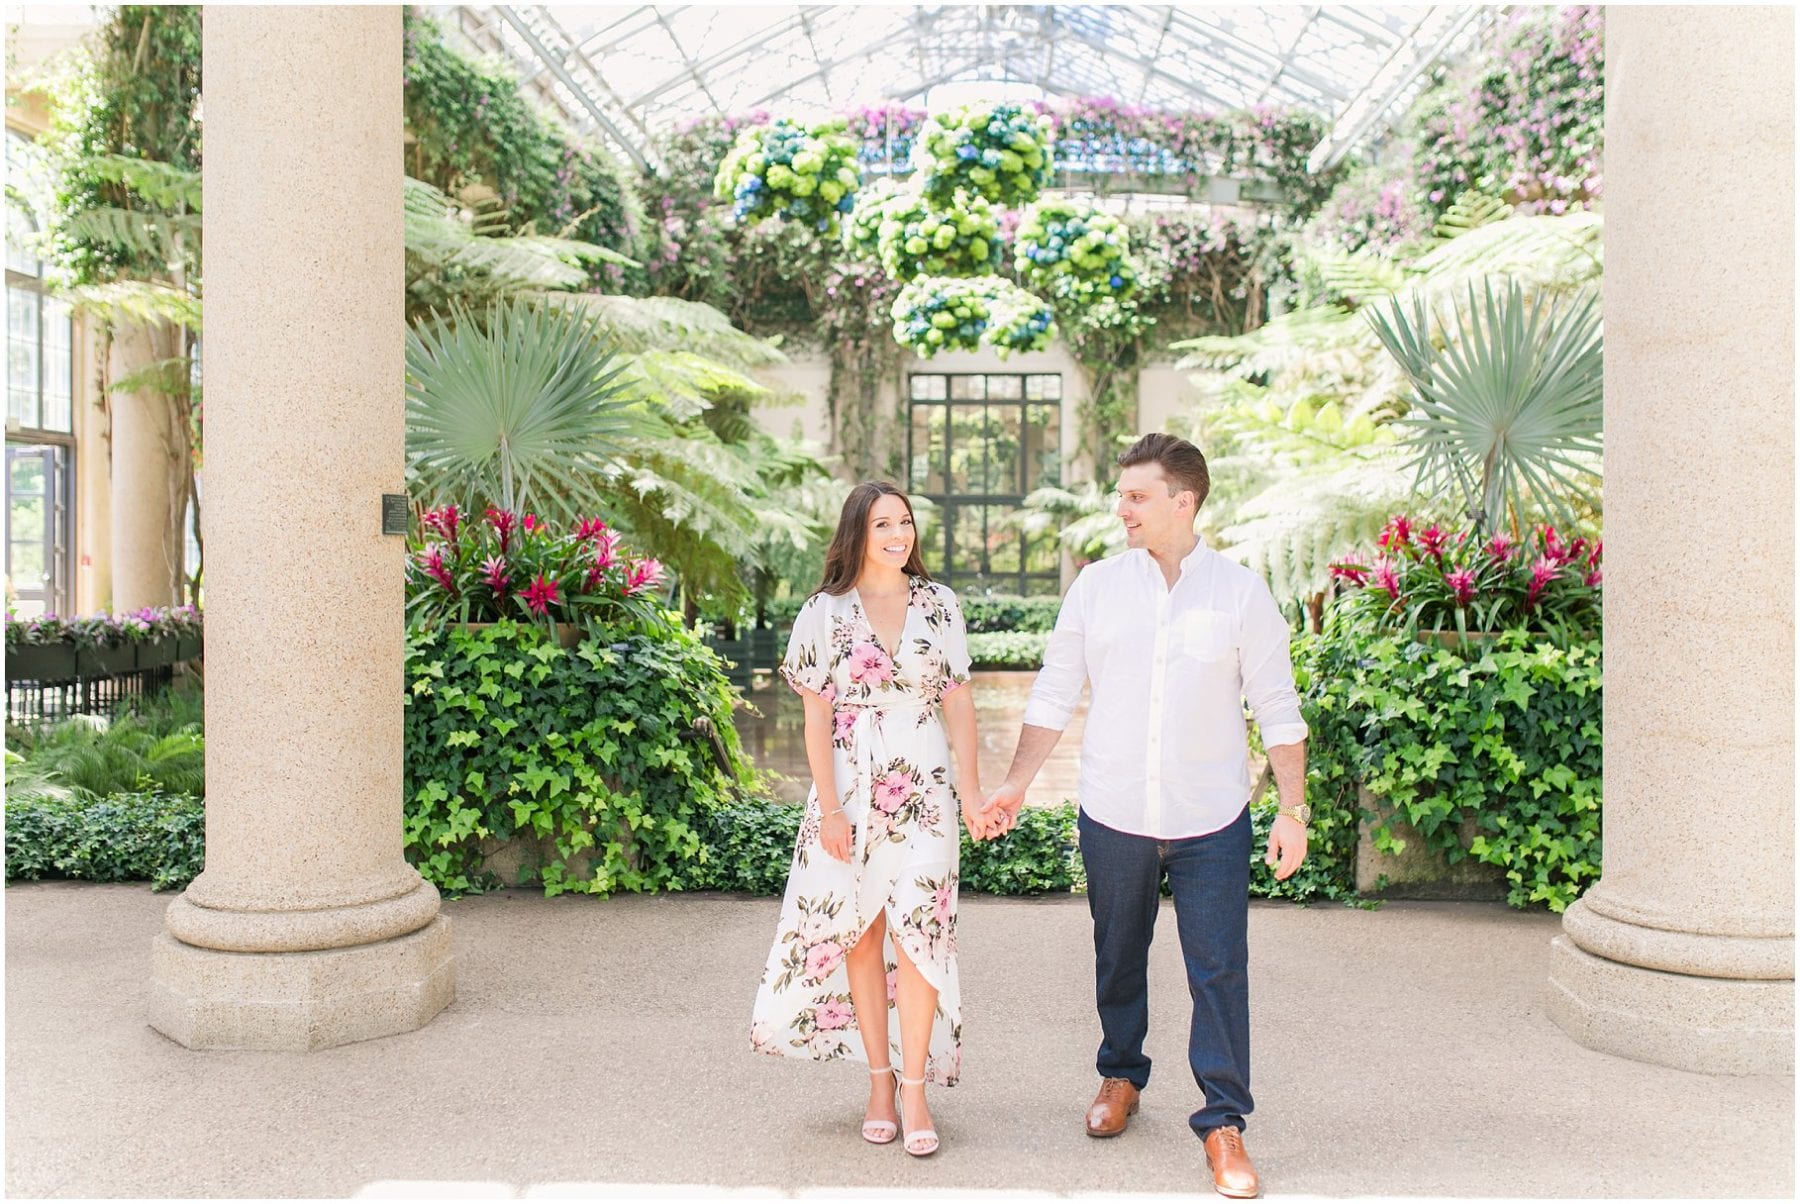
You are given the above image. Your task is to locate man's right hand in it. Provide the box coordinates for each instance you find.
[981,781,1026,837]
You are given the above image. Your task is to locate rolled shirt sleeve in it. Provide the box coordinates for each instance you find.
[1238,575,1309,748]
[1022,570,1089,731]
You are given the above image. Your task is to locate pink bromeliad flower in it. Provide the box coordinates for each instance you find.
[422,504,461,542]
[874,771,912,813]
[1485,533,1517,562]
[1524,558,1559,610]
[418,543,456,593]
[1419,524,1450,561]
[482,555,509,597]
[584,530,619,591]
[1444,568,1477,607]
[1378,515,1414,553]
[574,517,608,541]
[623,557,664,596]
[522,573,561,616]
[1329,562,1369,586]
[1373,558,1402,600]
[848,642,894,685]
[522,513,541,535]
[484,507,517,553]
[1584,567,1602,587]
[1543,525,1584,565]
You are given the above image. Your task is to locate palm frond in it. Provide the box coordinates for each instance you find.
[62,207,200,265]
[1368,279,1603,533]
[547,293,787,371]
[405,297,652,524]
[1300,246,1411,305]
[85,154,202,211]
[111,355,194,398]
[613,349,772,423]
[1433,191,1513,240]
[1214,455,1422,602]
[57,280,202,329]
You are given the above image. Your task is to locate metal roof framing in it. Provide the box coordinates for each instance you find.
[437,4,1504,180]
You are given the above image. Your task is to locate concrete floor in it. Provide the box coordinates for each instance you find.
[5,883,1792,1200]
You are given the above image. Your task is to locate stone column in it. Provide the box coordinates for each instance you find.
[108,322,186,610]
[149,6,454,1051]
[1547,6,1793,1075]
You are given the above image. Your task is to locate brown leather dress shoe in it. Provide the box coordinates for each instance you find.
[1202,1126,1260,1198]
[1084,1078,1140,1137]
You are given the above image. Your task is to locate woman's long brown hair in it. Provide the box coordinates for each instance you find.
[814,481,931,597]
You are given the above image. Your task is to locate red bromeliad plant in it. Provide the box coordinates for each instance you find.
[406,504,670,633]
[1328,513,1600,640]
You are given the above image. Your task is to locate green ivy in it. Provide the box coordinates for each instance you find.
[402,11,647,284]
[403,619,751,897]
[1293,628,1603,911]
[960,595,1063,634]
[42,5,202,286]
[966,631,1049,670]
[4,791,204,891]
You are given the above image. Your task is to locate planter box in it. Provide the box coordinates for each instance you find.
[1354,785,1507,901]
[75,644,137,677]
[136,640,175,670]
[6,643,78,683]
[173,634,203,662]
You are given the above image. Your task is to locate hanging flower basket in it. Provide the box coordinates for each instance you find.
[913,102,1055,207]
[890,275,1058,359]
[713,116,863,237]
[869,190,1002,281]
[1014,198,1140,305]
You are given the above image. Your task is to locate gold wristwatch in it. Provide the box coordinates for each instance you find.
[1277,802,1311,826]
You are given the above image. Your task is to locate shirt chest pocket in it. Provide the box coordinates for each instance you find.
[1176,608,1236,664]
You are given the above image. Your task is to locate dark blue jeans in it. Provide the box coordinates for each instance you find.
[1078,805,1252,1138]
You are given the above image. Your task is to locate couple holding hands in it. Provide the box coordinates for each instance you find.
[749,434,1311,1198]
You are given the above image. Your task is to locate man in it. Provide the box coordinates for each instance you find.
[982,433,1310,1200]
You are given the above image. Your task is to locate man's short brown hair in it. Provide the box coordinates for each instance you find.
[1117,432,1210,509]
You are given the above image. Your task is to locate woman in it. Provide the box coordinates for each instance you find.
[750,481,994,1158]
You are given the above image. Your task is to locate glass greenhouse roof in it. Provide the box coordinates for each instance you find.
[435,4,1498,172]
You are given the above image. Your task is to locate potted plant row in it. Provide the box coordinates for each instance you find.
[5,604,205,683]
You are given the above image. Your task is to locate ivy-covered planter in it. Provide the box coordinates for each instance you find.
[1294,627,1603,912]
[403,618,752,897]
[6,643,78,683]
[1352,785,1508,900]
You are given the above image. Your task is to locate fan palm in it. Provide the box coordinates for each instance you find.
[405,297,650,525]
[1367,278,1602,536]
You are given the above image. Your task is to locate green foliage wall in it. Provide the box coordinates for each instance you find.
[403,620,749,896]
[42,5,202,285]
[402,10,648,283]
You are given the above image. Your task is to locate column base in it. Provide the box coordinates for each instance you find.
[149,915,455,1051]
[1547,935,1793,1075]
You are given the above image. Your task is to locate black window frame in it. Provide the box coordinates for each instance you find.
[906,371,1063,598]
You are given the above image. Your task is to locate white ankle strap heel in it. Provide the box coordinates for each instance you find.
[862,1065,898,1145]
[897,1075,939,1157]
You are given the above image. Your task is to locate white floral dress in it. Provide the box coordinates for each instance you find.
[749,577,972,1086]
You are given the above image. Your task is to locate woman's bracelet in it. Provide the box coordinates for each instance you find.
[821,805,844,818]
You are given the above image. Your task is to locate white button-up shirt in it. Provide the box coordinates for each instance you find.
[1022,540,1309,839]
